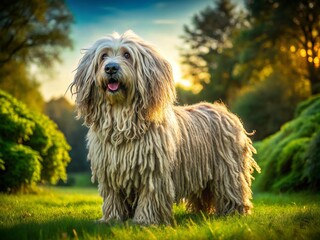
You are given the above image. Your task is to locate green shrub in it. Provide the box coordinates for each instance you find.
[304,132,320,190]
[0,140,41,192]
[254,95,320,192]
[0,90,71,192]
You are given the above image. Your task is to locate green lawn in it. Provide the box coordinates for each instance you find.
[0,187,319,240]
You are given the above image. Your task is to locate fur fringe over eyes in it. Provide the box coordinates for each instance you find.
[71,30,261,225]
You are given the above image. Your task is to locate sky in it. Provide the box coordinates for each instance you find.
[40,0,241,101]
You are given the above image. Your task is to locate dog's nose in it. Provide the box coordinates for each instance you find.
[105,63,119,75]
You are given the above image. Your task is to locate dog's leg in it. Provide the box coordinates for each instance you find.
[213,166,252,216]
[98,188,127,223]
[133,179,174,225]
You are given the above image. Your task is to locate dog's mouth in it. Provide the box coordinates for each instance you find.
[105,78,126,93]
[107,78,120,92]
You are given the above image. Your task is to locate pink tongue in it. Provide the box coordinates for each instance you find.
[107,82,119,91]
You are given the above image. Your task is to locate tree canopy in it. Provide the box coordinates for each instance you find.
[0,0,73,111]
[180,0,246,102]
[245,0,320,94]
[0,0,73,67]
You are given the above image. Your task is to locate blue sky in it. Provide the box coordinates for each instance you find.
[40,0,242,101]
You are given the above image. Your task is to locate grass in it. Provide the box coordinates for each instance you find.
[0,187,319,240]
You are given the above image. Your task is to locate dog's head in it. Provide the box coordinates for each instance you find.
[71,31,176,126]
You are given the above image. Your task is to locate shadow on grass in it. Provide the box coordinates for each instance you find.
[0,212,220,240]
[0,217,112,240]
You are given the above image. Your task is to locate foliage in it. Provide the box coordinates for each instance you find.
[244,0,320,94]
[0,90,70,192]
[0,0,73,111]
[180,0,318,100]
[0,0,73,67]
[0,141,41,192]
[45,97,89,172]
[254,95,320,192]
[295,93,320,117]
[306,132,320,189]
[0,187,319,239]
[180,0,246,103]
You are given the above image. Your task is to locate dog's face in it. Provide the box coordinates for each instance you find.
[95,34,137,105]
[71,31,176,126]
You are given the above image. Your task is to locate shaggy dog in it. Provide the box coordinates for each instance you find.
[70,31,260,225]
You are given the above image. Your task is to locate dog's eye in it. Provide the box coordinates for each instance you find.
[101,53,108,60]
[124,52,130,59]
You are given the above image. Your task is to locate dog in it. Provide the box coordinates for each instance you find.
[70,30,260,225]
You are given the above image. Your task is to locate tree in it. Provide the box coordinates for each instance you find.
[0,0,73,67]
[0,0,73,111]
[245,0,320,95]
[0,90,71,192]
[180,0,247,103]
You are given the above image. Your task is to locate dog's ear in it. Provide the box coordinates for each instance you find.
[139,44,176,122]
[70,47,99,126]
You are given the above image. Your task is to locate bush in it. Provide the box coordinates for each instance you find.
[0,90,71,192]
[305,132,320,190]
[0,140,41,192]
[254,94,320,192]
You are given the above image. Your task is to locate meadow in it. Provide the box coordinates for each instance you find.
[0,181,319,240]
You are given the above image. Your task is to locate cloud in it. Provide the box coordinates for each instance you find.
[153,19,177,25]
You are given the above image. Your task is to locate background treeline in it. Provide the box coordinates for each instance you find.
[178,0,319,140]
